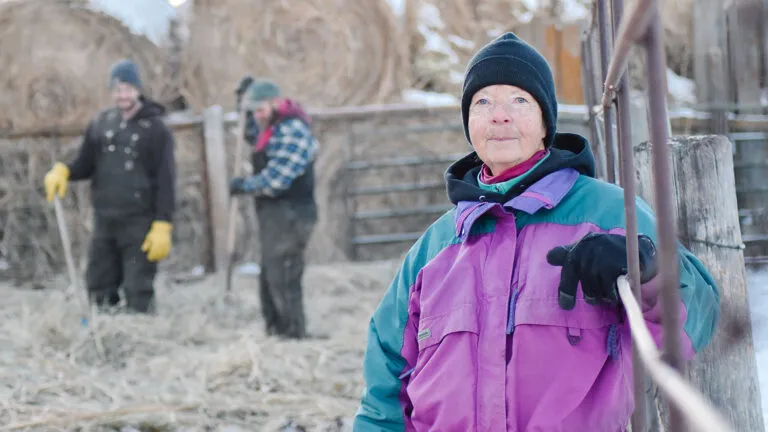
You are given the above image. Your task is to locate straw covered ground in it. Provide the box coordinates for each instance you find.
[0,259,401,431]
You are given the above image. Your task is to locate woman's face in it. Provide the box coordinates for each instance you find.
[468,84,547,175]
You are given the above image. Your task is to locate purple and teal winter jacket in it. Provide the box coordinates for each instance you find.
[353,133,720,431]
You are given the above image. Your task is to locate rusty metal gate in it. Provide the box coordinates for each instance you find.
[581,0,762,429]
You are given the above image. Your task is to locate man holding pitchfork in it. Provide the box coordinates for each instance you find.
[43,59,176,314]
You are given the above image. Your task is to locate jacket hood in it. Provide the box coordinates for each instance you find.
[135,96,167,120]
[445,132,595,204]
[268,97,311,127]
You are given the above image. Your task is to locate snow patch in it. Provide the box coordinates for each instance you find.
[447,35,476,50]
[747,267,768,430]
[449,70,465,85]
[401,89,459,106]
[666,68,697,106]
[419,3,445,30]
[88,0,177,46]
[561,0,590,23]
[383,0,405,17]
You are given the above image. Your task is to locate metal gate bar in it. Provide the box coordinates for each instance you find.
[597,0,737,430]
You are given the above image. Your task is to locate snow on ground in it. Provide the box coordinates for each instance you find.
[747,266,768,430]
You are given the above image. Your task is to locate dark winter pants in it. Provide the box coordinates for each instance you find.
[86,215,157,313]
[256,200,316,339]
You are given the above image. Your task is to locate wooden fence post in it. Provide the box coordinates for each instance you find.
[202,105,229,273]
[693,0,729,134]
[727,0,763,112]
[633,135,765,431]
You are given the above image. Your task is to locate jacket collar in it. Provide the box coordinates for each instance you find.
[454,168,579,240]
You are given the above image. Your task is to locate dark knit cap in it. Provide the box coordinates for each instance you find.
[461,32,558,147]
[109,59,142,89]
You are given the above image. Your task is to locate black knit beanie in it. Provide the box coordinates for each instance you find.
[109,59,142,89]
[461,32,558,147]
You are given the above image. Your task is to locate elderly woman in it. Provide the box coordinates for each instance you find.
[353,33,720,431]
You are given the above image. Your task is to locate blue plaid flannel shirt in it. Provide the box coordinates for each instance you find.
[243,118,318,197]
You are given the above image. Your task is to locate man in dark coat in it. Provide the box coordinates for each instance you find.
[44,59,176,314]
[230,79,318,339]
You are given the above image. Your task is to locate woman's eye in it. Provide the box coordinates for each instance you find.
[514,96,528,103]
[475,98,489,105]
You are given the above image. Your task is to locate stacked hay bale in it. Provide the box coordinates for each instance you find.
[0,0,177,133]
[182,0,411,110]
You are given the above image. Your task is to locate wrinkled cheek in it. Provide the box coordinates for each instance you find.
[467,116,484,143]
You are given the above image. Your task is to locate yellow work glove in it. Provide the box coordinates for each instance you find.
[141,221,173,262]
[43,162,70,203]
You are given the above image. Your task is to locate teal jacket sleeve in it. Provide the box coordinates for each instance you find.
[354,213,455,430]
[353,262,415,431]
[635,198,721,358]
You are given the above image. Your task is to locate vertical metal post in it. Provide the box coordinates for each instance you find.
[580,33,607,179]
[598,0,618,184]
[612,0,647,428]
[643,2,685,430]
[344,130,358,260]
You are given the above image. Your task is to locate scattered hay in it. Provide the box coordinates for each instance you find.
[0,260,400,431]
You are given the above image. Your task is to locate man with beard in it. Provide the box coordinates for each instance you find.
[229,79,318,339]
[44,59,176,314]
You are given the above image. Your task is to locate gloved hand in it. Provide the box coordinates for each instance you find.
[235,75,254,96]
[43,162,70,202]
[141,221,173,262]
[230,177,254,195]
[546,233,658,310]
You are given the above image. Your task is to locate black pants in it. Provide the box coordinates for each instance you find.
[256,200,316,339]
[86,214,157,313]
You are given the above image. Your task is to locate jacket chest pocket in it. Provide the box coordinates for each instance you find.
[418,304,479,349]
[512,295,622,360]
[408,304,479,381]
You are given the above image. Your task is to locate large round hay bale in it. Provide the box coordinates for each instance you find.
[0,0,175,133]
[182,0,411,110]
[406,0,533,94]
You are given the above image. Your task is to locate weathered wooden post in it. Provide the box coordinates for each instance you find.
[202,105,229,273]
[634,135,765,431]
[693,0,729,134]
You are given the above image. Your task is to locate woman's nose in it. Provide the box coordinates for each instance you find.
[491,105,512,124]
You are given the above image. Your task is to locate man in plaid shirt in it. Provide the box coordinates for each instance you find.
[230,79,318,339]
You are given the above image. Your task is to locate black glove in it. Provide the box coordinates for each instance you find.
[235,75,254,110]
[546,233,658,310]
[235,75,254,97]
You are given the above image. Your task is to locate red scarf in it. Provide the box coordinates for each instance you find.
[254,98,311,151]
[479,149,548,184]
